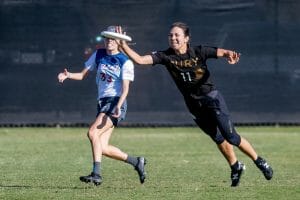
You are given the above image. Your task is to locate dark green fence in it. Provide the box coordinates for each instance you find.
[1,0,299,126]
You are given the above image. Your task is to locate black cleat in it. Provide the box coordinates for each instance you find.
[134,157,147,184]
[79,172,102,186]
[231,162,246,187]
[255,157,273,180]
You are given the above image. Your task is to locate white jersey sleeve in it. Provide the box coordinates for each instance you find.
[122,60,134,81]
[84,52,97,71]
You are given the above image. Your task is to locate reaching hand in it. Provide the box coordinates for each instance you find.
[115,26,127,46]
[227,51,241,64]
[112,107,121,118]
[58,68,69,83]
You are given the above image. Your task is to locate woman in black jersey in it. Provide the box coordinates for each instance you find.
[117,22,273,187]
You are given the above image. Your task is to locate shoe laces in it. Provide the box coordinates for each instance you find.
[258,160,270,169]
[232,173,239,180]
[261,162,270,169]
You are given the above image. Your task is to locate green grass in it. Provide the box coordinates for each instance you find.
[0,127,299,200]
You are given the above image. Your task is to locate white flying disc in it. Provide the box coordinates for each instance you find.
[100,31,132,42]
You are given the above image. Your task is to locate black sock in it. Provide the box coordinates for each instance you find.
[93,162,101,175]
[231,161,239,171]
[125,155,138,167]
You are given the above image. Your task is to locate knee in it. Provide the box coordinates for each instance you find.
[87,128,97,141]
[217,116,241,146]
[226,133,241,146]
[212,132,225,144]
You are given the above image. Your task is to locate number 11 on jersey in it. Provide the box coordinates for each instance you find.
[180,72,192,82]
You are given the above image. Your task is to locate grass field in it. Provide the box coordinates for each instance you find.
[0,127,299,200]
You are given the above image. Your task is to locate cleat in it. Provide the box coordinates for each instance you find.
[255,157,273,180]
[79,172,102,186]
[231,162,245,187]
[134,157,147,184]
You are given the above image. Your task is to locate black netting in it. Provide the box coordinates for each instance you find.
[1,0,299,125]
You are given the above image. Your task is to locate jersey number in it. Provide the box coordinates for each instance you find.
[180,72,192,82]
[100,73,112,82]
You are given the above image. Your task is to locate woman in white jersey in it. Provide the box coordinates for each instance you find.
[57,26,146,186]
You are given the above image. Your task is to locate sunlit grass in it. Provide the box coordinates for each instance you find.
[0,127,299,199]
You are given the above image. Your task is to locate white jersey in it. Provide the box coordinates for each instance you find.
[85,49,134,100]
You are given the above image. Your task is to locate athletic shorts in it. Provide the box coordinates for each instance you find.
[184,90,240,145]
[185,90,229,117]
[96,96,127,126]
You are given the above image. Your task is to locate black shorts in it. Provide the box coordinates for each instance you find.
[184,90,229,117]
[184,90,241,145]
[96,97,127,126]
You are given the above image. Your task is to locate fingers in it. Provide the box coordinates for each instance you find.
[111,107,121,118]
[111,114,120,118]
[232,51,240,58]
[64,68,69,75]
[115,26,127,36]
[58,68,69,83]
[111,112,120,118]
[228,51,241,64]
[116,26,123,34]
[58,73,65,83]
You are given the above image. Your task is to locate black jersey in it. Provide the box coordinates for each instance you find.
[151,46,218,96]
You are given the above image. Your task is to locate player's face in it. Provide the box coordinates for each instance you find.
[104,38,119,53]
[168,26,189,53]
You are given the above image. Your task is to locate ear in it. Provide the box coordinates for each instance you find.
[184,36,190,43]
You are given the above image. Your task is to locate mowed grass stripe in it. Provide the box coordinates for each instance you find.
[0,127,299,200]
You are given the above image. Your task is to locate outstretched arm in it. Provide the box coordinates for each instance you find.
[57,68,89,83]
[217,48,241,64]
[116,26,153,65]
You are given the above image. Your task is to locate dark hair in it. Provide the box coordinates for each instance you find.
[170,22,190,37]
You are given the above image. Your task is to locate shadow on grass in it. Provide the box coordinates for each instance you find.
[0,184,96,190]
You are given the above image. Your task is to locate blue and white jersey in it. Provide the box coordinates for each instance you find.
[85,49,134,100]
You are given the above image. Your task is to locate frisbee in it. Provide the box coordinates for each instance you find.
[100,31,132,42]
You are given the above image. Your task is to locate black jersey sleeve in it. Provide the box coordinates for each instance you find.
[150,48,174,66]
[195,46,218,60]
[151,51,166,65]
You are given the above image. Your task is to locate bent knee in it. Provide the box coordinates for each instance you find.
[87,128,98,140]
[211,133,225,144]
[226,134,241,146]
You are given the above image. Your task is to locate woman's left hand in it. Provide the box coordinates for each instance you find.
[228,51,241,64]
[112,107,121,118]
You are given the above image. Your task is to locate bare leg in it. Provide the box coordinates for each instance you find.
[87,113,114,162]
[79,113,113,185]
[217,140,237,166]
[99,123,147,184]
[218,141,246,187]
[238,137,258,161]
[100,127,128,161]
[238,137,273,180]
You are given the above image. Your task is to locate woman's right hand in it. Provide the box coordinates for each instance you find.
[115,26,127,47]
[58,68,69,83]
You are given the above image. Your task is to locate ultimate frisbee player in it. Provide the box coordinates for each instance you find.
[117,22,273,187]
[57,26,146,186]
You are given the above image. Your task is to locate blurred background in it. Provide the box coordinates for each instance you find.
[0,0,300,126]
